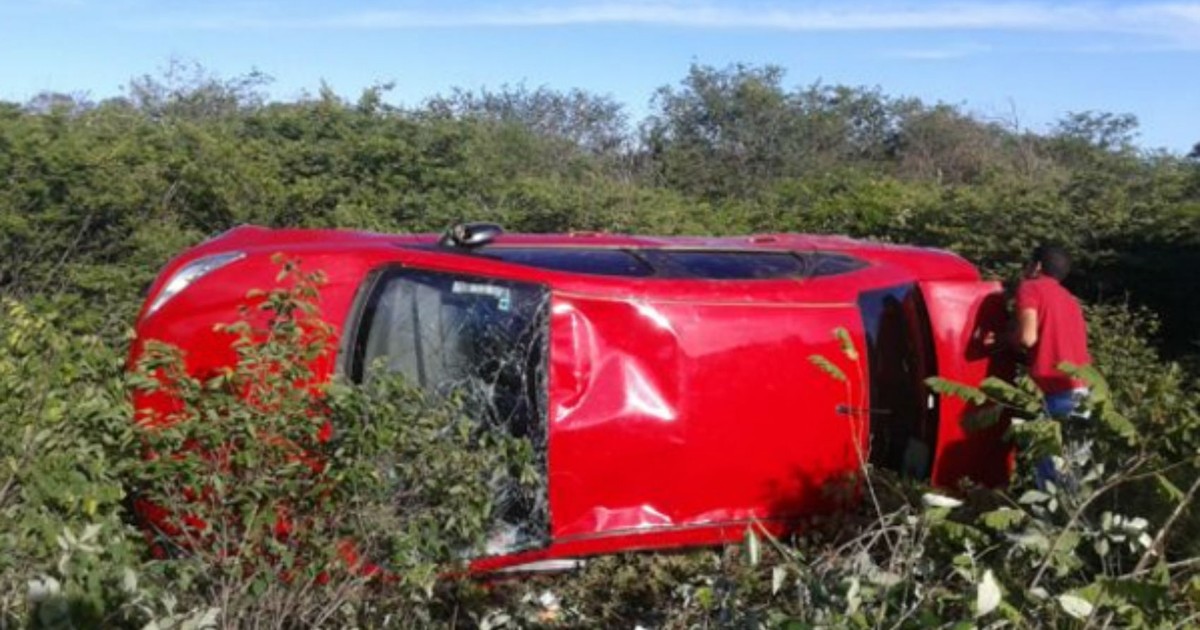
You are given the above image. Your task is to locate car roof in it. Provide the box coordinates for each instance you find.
[179,225,981,296]
[394,230,867,251]
[206,224,914,253]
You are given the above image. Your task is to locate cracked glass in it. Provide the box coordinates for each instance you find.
[350,267,550,553]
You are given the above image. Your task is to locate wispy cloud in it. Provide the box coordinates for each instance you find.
[126,2,1200,49]
[886,43,994,60]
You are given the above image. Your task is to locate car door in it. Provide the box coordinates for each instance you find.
[919,280,1016,488]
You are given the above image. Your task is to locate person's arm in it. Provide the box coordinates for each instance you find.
[981,282,1040,353]
[1013,307,1038,350]
[1011,281,1040,350]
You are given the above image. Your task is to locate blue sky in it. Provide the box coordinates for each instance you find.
[2,0,1197,152]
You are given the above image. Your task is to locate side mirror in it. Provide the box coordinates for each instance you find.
[439,222,504,249]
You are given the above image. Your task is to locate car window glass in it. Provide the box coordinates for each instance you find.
[643,250,808,279]
[351,268,550,551]
[479,248,654,277]
[804,252,868,277]
[403,244,864,279]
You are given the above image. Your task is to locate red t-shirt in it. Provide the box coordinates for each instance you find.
[1016,276,1091,393]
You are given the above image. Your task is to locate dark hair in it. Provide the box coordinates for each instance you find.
[1031,244,1071,280]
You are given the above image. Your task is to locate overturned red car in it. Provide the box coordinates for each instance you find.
[130,223,1012,573]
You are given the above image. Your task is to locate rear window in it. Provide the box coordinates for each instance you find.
[804,252,869,277]
[404,244,865,279]
[481,248,653,277]
[644,251,807,279]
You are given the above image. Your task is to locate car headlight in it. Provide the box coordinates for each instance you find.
[146,252,244,316]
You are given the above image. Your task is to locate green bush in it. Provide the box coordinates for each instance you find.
[125,258,543,627]
[3,270,1199,628]
[0,299,142,627]
[2,261,543,628]
[2,61,1199,627]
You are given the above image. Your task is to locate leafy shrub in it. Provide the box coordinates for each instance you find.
[0,299,143,627]
[2,60,1199,627]
[2,260,543,628]
[127,257,541,628]
[2,259,1198,629]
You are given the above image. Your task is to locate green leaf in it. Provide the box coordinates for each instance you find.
[922,493,964,509]
[1013,531,1051,552]
[833,327,859,362]
[808,355,846,383]
[962,404,1004,432]
[745,527,761,566]
[1058,594,1093,620]
[845,576,862,615]
[1099,408,1138,445]
[926,377,987,405]
[1018,490,1051,504]
[979,507,1027,531]
[981,376,1044,416]
[1057,362,1110,400]
[976,569,1001,618]
[1154,474,1186,503]
[1087,578,1169,609]
[772,565,788,595]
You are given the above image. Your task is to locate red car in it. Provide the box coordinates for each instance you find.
[130,223,1012,573]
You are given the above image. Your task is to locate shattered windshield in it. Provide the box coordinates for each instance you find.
[350,268,550,552]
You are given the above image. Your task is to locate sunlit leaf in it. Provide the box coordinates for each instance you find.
[976,570,1001,618]
[979,508,1027,531]
[834,327,859,362]
[921,493,963,509]
[772,565,787,595]
[808,355,846,383]
[1057,594,1094,620]
[745,527,762,566]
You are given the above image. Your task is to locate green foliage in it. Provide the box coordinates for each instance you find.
[125,259,540,627]
[0,299,142,627]
[807,355,847,383]
[3,61,1197,353]
[1,262,541,627]
[2,60,1199,626]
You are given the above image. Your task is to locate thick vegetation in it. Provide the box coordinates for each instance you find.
[1,61,1199,627]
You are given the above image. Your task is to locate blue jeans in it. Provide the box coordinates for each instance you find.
[1045,389,1085,419]
[1036,388,1089,490]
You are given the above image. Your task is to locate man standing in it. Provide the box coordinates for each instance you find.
[1008,245,1092,489]
[1012,245,1092,417]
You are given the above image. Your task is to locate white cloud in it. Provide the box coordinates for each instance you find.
[886,43,994,60]
[320,4,1080,31]
[127,2,1200,48]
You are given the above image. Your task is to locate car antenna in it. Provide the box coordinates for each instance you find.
[438,222,504,250]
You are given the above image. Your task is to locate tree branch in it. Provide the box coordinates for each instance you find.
[1132,470,1200,575]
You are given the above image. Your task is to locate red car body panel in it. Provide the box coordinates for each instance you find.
[920,281,1016,488]
[548,293,866,541]
[130,226,1013,572]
